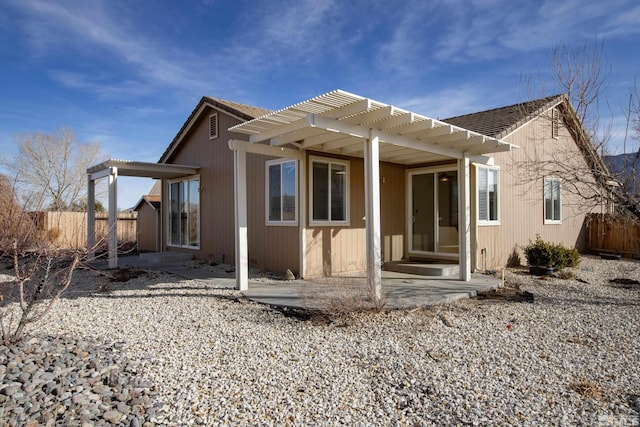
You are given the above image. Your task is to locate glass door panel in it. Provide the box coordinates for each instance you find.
[436,171,458,254]
[411,173,434,252]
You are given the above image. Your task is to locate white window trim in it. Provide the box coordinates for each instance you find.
[265,158,298,226]
[543,177,562,224]
[309,156,350,227]
[476,165,500,226]
[167,174,201,249]
[208,113,218,140]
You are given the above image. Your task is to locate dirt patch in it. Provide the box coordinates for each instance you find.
[475,287,535,303]
[108,268,147,283]
[272,306,335,325]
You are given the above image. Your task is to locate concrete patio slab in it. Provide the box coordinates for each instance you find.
[94,255,502,310]
[243,271,502,310]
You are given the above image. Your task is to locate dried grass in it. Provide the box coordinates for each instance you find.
[569,380,603,400]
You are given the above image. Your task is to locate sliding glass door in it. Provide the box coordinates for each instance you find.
[409,168,459,257]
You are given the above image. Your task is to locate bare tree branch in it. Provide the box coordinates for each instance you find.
[0,127,108,211]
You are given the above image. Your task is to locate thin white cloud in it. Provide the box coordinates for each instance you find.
[49,70,152,100]
[426,0,639,63]
[218,0,352,70]
[10,0,212,98]
[600,4,640,38]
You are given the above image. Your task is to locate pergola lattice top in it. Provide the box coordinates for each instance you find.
[230,89,517,164]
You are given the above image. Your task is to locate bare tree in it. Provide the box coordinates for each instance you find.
[552,40,611,152]
[517,40,640,220]
[1,127,107,211]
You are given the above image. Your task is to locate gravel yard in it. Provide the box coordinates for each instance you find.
[1,255,639,426]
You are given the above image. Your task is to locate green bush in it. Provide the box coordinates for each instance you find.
[523,236,580,270]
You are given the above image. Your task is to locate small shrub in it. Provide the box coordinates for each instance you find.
[523,235,580,270]
[523,236,554,267]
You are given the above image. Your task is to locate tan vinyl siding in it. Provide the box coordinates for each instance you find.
[246,152,299,275]
[163,108,299,272]
[380,162,406,262]
[474,108,591,270]
[304,152,365,277]
[163,110,242,264]
[304,153,406,277]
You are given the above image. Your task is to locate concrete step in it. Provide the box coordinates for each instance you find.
[383,261,459,277]
[139,251,194,264]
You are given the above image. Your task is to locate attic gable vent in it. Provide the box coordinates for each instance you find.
[551,108,559,139]
[209,113,218,140]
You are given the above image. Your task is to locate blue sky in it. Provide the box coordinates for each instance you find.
[1,0,639,208]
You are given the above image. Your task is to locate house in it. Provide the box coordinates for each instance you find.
[87,90,610,293]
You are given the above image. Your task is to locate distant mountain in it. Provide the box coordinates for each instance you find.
[603,152,640,196]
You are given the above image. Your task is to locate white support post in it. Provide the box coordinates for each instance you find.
[364,129,382,302]
[87,175,96,260]
[234,149,249,291]
[108,167,118,269]
[298,151,306,279]
[458,155,471,281]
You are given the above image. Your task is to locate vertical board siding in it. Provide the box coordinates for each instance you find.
[164,108,299,272]
[380,162,406,262]
[165,111,238,263]
[475,109,592,269]
[246,152,299,275]
[304,152,365,277]
[303,156,405,278]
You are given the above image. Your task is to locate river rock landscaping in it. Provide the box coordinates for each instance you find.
[0,256,639,426]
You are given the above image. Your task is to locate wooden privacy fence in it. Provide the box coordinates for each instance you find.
[34,211,137,249]
[586,213,640,259]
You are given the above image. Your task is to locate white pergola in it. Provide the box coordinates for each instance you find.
[228,90,517,294]
[86,159,199,269]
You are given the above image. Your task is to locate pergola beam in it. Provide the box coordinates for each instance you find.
[229,139,302,160]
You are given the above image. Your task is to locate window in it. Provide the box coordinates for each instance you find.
[209,113,218,140]
[544,178,561,223]
[168,177,200,247]
[477,166,499,224]
[310,157,349,224]
[266,159,297,225]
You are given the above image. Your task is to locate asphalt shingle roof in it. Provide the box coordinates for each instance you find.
[202,96,272,121]
[443,94,565,139]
